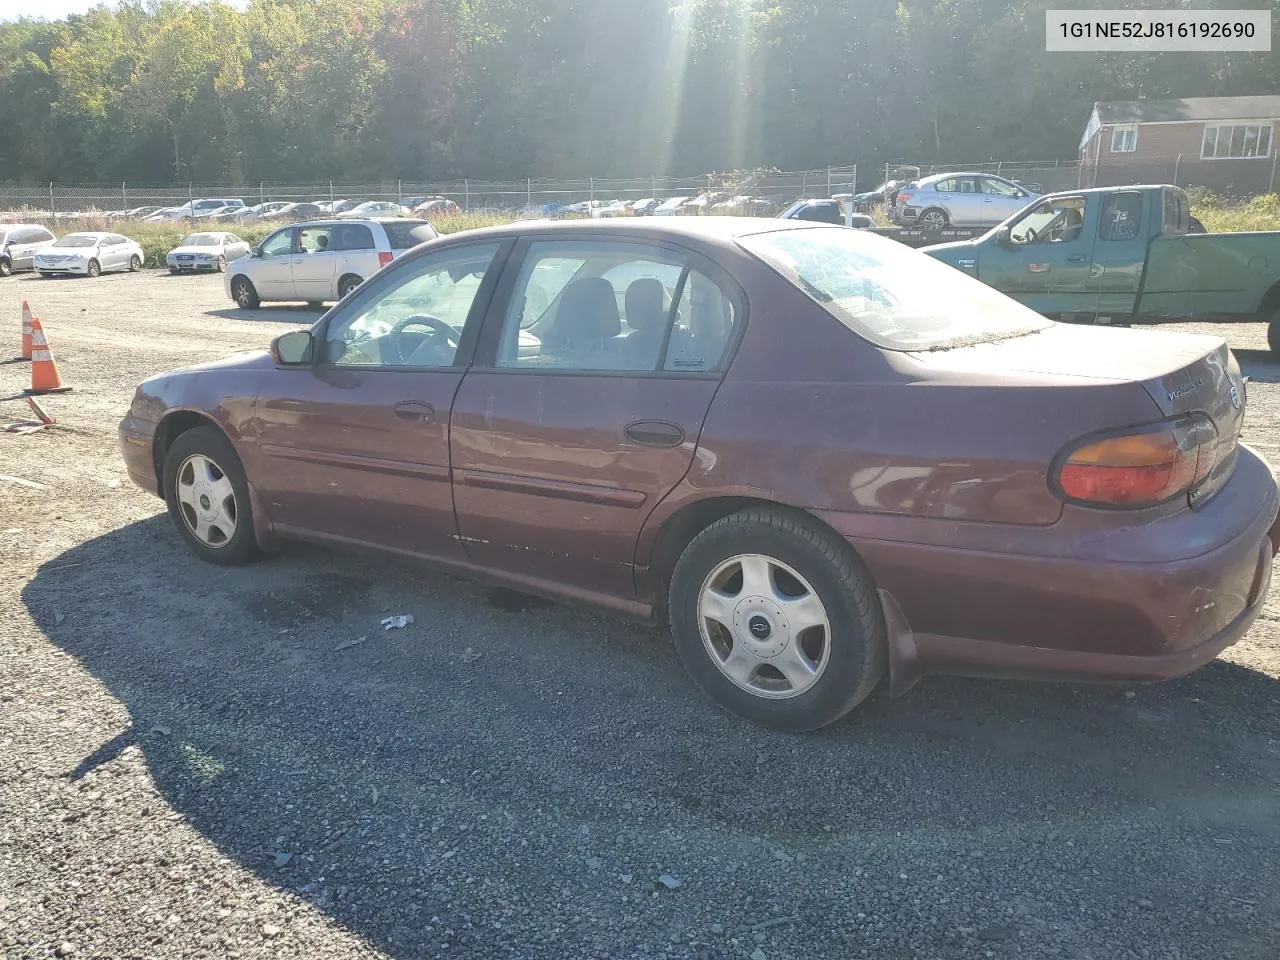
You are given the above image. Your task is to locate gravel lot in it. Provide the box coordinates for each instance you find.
[2,270,1279,960]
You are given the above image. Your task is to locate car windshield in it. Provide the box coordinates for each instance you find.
[52,235,97,248]
[738,226,1051,351]
[182,234,221,246]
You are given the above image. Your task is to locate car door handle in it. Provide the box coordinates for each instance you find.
[1066,255,1087,263]
[393,401,435,423]
[625,420,685,447]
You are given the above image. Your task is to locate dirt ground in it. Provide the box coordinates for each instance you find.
[2,270,1279,960]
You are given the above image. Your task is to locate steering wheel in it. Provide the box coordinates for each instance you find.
[390,314,458,365]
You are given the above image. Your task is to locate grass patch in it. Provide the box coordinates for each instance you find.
[1186,191,1280,233]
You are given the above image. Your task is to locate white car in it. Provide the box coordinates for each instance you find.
[225,217,439,308]
[165,232,252,274]
[336,201,409,219]
[34,232,144,277]
[0,224,57,276]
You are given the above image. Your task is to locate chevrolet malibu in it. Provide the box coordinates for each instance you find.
[118,218,1280,731]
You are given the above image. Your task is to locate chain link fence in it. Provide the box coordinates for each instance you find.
[0,166,860,218]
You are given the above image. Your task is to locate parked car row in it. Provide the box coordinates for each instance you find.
[95,195,461,224]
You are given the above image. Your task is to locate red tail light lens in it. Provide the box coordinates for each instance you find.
[1052,415,1217,508]
[896,192,913,204]
[378,251,394,268]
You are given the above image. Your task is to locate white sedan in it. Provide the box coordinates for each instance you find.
[34,232,144,277]
[166,232,252,273]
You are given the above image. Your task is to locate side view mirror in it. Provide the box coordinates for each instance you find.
[995,226,1012,246]
[271,330,315,366]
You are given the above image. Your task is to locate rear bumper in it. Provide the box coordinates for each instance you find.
[819,444,1280,693]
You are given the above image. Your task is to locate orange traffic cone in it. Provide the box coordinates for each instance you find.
[24,318,72,395]
[19,300,33,360]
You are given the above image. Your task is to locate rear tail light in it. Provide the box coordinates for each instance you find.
[896,192,913,205]
[378,251,394,268]
[1052,415,1218,508]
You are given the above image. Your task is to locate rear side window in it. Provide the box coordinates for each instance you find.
[1100,192,1142,241]
[1162,190,1190,234]
[384,222,439,250]
[330,223,375,251]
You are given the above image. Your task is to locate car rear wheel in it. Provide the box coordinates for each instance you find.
[668,506,887,732]
[338,274,363,298]
[0,257,11,277]
[129,254,142,272]
[162,426,260,566]
[86,259,101,278]
[231,276,260,309]
[1267,309,1280,359]
[918,208,949,232]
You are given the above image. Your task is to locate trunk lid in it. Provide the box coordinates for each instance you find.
[908,322,1246,504]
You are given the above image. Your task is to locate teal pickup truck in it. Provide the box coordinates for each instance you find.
[922,184,1280,356]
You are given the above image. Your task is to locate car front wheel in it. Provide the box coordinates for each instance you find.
[86,259,101,278]
[162,426,261,565]
[0,257,11,277]
[129,254,142,272]
[668,506,887,732]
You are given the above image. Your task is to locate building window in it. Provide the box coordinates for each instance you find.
[1202,123,1273,160]
[1110,125,1138,153]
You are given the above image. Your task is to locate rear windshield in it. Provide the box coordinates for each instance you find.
[384,222,438,250]
[52,235,98,248]
[738,226,1051,351]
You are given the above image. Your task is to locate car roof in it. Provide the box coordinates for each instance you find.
[421,216,825,248]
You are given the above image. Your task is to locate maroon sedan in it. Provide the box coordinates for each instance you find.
[119,218,1280,731]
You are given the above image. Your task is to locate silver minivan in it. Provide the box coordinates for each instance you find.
[224,217,439,309]
[0,224,57,276]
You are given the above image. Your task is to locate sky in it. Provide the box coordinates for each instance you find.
[0,0,248,22]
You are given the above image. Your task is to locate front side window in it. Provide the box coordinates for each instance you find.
[1111,124,1138,153]
[495,240,736,373]
[739,226,1050,352]
[1099,192,1142,241]
[980,177,1022,198]
[1202,123,1273,159]
[259,229,294,258]
[1008,196,1087,244]
[323,243,500,368]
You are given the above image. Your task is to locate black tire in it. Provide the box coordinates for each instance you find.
[306,300,324,310]
[129,254,142,272]
[162,426,261,566]
[169,267,180,275]
[338,274,363,298]
[216,255,227,273]
[918,208,949,232]
[667,506,887,732]
[231,275,260,309]
[86,259,101,278]
[0,257,11,277]
[1267,310,1280,360]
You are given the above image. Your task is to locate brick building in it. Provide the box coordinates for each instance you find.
[1078,95,1280,195]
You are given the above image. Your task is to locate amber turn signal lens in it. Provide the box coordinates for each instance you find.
[1054,417,1214,507]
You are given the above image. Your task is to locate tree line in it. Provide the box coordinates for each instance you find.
[0,0,1276,186]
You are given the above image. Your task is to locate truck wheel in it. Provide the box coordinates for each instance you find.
[1267,311,1280,360]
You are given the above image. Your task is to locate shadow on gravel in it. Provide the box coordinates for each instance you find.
[205,307,325,323]
[23,517,1280,958]
[1235,349,1280,384]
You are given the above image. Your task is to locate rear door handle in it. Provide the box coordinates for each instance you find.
[1066,255,1087,263]
[625,420,685,448]
[394,401,435,423]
